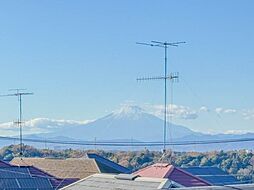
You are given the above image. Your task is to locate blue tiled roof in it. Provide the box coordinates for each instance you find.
[0,160,76,189]
[0,167,53,189]
[0,167,31,178]
[181,166,241,186]
[0,166,77,189]
[16,178,53,189]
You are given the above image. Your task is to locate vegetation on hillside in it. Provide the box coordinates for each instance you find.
[1,145,253,182]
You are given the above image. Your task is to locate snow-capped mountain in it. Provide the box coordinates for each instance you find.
[2,104,254,151]
[52,105,198,141]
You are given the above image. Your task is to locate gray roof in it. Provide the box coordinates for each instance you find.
[60,173,172,190]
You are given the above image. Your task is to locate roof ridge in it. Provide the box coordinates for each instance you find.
[0,160,12,167]
[87,153,130,173]
[29,165,56,178]
[164,165,174,178]
[133,164,153,174]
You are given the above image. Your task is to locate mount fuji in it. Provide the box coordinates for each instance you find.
[47,105,199,141]
[4,104,254,151]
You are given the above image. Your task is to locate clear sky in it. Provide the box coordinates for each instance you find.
[0,0,253,134]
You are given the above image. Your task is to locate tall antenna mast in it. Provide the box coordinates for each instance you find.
[0,89,33,156]
[136,41,185,153]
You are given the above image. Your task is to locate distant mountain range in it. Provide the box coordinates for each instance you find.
[1,105,253,151]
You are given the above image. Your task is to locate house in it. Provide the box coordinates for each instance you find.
[134,163,211,187]
[180,166,241,186]
[0,160,76,189]
[60,173,173,190]
[11,154,130,180]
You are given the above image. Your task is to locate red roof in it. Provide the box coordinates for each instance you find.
[134,163,211,187]
[134,163,173,178]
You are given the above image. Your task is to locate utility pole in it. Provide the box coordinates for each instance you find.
[0,89,33,156]
[137,41,185,153]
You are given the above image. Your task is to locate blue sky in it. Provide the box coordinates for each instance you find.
[0,0,253,134]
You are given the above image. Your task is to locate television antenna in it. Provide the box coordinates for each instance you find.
[136,41,185,153]
[0,89,33,156]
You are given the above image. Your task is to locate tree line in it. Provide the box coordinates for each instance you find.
[0,144,253,182]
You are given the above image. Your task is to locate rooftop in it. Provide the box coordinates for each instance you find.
[181,166,241,186]
[87,153,131,174]
[0,160,76,189]
[11,157,99,179]
[11,154,130,180]
[60,173,172,190]
[134,163,211,187]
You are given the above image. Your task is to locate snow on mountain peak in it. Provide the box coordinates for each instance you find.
[112,105,145,119]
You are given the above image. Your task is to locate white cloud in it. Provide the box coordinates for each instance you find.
[223,130,252,135]
[224,109,237,114]
[199,106,210,112]
[215,107,224,114]
[0,118,93,135]
[242,109,254,120]
[215,107,237,114]
[0,121,19,130]
[145,104,198,120]
[25,118,92,129]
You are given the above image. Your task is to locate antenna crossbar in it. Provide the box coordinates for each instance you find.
[137,73,179,81]
[151,41,186,47]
